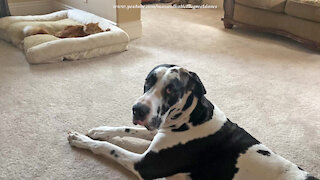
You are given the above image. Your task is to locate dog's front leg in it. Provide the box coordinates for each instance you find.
[87,126,157,141]
[68,131,143,179]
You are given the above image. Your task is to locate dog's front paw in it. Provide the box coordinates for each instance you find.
[87,126,118,140]
[68,131,93,149]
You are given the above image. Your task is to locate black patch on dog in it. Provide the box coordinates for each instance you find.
[168,108,176,115]
[150,116,162,129]
[298,166,304,171]
[188,72,206,98]
[134,119,260,180]
[189,96,214,126]
[159,64,176,69]
[157,106,160,114]
[182,93,194,111]
[306,175,319,180]
[161,104,169,115]
[257,150,271,156]
[144,64,176,93]
[171,69,178,73]
[171,112,182,120]
[144,73,157,93]
[125,128,130,133]
[165,78,185,107]
[172,123,189,132]
[110,150,119,158]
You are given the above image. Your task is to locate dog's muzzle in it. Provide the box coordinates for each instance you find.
[132,103,150,125]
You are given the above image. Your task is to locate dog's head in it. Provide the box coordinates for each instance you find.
[132,64,206,131]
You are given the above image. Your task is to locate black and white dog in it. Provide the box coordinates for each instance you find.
[68,64,318,180]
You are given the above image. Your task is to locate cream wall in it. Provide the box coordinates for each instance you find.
[203,0,223,8]
[56,0,117,22]
[8,0,53,15]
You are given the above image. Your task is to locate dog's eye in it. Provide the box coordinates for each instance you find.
[165,84,174,94]
[166,87,171,94]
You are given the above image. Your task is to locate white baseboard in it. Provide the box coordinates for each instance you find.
[118,20,142,40]
[9,0,54,16]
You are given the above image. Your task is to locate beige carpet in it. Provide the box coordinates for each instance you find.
[0,6,319,180]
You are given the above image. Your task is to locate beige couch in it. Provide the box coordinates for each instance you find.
[222,0,320,50]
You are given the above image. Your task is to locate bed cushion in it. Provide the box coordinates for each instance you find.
[285,0,320,23]
[0,9,129,64]
[24,30,129,64]
[24,34,59,50]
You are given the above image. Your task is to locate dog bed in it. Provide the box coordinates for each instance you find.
[0,10,129,64]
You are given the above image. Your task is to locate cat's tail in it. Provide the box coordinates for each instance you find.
[23,26,49,37]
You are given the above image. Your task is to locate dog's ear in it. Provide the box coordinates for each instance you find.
[188,71,206,98]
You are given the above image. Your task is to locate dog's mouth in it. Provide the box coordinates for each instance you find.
[133,119,147,128]
[133,121,154,131]
[132,117,159,131]
[133,119,144,125]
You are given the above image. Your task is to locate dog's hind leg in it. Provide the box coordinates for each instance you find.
[87,126,157,141]
[68,131,144,179]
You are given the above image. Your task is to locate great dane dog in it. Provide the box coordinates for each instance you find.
[68,64,318,180]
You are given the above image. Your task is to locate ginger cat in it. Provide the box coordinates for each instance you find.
[24,23,111,38]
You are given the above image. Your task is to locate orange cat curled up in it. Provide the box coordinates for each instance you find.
[23,23,111,38]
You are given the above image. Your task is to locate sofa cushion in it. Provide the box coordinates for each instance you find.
[285,0,320,23]
[235,0,287,12]
[233,3,320,43]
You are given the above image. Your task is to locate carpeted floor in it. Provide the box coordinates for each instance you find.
[0,6,319,180]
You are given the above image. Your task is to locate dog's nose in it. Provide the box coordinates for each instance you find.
[132,103,150,121]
